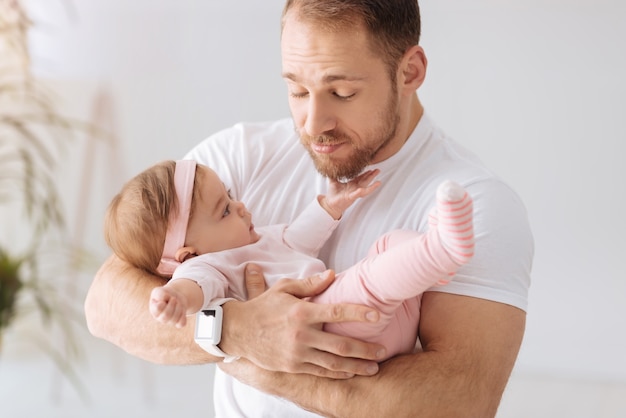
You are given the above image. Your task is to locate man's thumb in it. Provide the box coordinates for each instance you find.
[245,263,266,299]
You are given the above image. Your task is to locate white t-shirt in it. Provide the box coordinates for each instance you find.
[185,113,534,418]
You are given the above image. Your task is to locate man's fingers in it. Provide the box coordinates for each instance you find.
[310,327,386,362]
[245,263,267,299]
[309,343,382,376]
[273,269,336,298]
[291,362,358,379]
[317,301,380,325]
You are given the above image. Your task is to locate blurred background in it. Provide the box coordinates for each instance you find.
[1,0,625,417]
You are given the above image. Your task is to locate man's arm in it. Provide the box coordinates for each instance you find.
[84,258,385,376]
[84,255,216,364]
[220,288,526,418]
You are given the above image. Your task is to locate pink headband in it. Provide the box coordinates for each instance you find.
[157,160,196,276]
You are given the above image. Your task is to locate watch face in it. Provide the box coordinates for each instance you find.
[196,310,217,340]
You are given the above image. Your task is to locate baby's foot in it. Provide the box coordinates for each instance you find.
[434,180,475,265]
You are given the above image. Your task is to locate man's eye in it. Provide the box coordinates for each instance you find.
[334,92,355,100]
[290,91,308,99]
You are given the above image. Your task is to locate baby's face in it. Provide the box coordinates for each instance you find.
[184,165,260,255]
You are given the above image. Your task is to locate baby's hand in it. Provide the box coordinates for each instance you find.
[322,169,381,219]
[149,286,189,328]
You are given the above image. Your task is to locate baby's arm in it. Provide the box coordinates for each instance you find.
[282,169,380,256]
[319,169,381,220]
[149,279,204,328]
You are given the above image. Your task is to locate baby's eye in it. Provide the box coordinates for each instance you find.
[223,204,231,217]
[227,189,233,199]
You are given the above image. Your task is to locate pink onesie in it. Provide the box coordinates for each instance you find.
[172,194,470,360]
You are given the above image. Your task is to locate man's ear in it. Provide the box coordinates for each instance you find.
[399,45,427,94]
[175,246,197,263]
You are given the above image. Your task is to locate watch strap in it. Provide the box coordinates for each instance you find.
[196,339,240,363]
[194,304,239,363]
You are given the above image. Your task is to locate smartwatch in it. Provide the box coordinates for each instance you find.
[194,306,239,363]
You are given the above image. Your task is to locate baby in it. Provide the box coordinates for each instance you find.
[105,160,473,360]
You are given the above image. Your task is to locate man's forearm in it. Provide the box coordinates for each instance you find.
[227,350,495,418]
[85,255,217,364]
[228,355,415,417]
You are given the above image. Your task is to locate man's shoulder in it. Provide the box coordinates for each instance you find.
[187,118,297,160]
[217,118,295,142]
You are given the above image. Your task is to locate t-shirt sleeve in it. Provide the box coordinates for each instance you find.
[430,179,534,312]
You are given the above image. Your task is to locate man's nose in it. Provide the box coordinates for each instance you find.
[304,96,336,137]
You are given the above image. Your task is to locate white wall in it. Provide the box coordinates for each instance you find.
[417,0,626,381]
[3,0,625,416]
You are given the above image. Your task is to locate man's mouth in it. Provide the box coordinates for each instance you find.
[311,142,344,154]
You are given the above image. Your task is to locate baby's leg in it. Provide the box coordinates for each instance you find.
[313,180,474,358]
[380,179,474,294]
[429,179,475,282]
[330,180,474,304]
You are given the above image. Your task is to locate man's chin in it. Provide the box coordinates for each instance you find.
[306,145,371,180]
[308,160,332,179]
[312,160,365,181]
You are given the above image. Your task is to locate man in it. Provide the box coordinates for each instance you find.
[85,1,533,416]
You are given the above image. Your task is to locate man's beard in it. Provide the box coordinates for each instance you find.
[299,96,399,181]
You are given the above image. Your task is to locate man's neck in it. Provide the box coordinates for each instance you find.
[372,94,423,164]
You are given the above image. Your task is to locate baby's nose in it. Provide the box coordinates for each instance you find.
[235,201,247,216]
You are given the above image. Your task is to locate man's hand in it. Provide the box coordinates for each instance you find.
[219,265,386,379]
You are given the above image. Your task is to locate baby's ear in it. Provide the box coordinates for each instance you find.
[174,247,197,263]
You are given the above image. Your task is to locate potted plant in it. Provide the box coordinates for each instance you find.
[0,0,92,398]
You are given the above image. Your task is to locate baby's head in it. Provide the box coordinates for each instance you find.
[104,160,202,276]
[105,160,258,277]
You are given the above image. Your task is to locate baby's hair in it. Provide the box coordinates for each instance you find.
[104,160,202,276]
